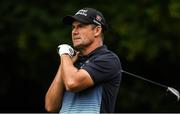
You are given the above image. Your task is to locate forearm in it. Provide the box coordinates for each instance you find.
[61,54,79,91]
[45,61,64,112]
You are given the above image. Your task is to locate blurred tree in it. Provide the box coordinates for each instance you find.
[0,0,179,112]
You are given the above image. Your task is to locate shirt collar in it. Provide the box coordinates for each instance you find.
[75,45,107,67]
[82,45,107,58]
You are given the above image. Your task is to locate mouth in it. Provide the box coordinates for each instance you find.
[73,37,81,41]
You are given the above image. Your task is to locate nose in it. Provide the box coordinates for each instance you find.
[72,28,79,36]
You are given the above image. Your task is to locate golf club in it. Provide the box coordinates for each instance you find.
[121,69,180,101]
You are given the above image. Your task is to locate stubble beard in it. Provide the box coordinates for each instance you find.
[73,43,86,52]
[73,40,93,52]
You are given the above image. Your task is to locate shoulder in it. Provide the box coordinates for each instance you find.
[84,48,122,84]
[95,49,121,65]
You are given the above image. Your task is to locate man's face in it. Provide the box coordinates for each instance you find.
[71,21,96,50]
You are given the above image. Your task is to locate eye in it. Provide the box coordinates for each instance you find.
[78,24,84,28]
[72,25,75,30]
[79,23,88,28]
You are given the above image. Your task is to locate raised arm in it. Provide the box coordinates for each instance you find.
[61,54,94,92]
[45,58,64,112]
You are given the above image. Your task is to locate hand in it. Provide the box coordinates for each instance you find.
[57,44,75,57]
[72,51,80,63]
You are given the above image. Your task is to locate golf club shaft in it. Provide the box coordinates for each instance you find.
[121,70,168,89]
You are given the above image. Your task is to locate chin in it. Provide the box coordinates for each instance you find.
[74,44,84,50]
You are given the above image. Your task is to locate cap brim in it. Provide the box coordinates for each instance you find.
[62,15,90,25]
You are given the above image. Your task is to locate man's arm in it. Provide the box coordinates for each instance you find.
[61,54,94,92]
[45,58,64,112]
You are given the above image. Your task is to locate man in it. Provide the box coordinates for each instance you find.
[45,8,122,113]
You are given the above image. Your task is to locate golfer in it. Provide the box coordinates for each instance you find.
[45,7,122,113]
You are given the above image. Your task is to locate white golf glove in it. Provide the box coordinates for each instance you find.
[57,44,75,57]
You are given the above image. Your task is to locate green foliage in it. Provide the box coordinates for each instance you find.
[0,0,180,112]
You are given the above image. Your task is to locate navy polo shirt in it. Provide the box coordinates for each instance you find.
[60,45,122,113]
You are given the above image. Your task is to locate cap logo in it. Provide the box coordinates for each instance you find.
[75,9,88,16]
[96,15,102,22]
[92,15,102,26]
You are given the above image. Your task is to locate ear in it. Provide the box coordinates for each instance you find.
[94,26,102,37]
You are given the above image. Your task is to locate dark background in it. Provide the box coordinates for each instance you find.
[0,0,180,112]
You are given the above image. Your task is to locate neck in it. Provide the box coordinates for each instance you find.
[80,40,103,56]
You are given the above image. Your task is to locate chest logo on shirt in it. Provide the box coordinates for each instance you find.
[80,60,90,69]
